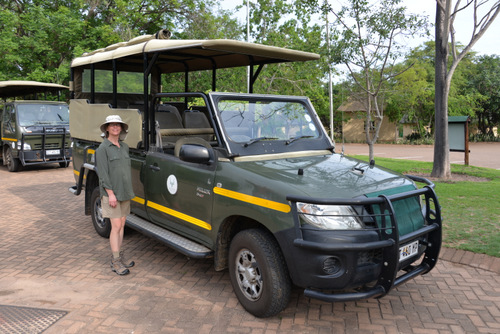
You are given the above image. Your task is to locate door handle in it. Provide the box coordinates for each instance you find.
[149,164,160,171]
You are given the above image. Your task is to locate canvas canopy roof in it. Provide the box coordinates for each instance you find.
[0,81,68,99]
[71,32,320,73]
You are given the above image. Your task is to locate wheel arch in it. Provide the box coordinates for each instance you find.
[1,144,7,164]
[84,169,99,216]
[213,215,283,272]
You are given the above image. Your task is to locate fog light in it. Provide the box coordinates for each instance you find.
[323,256,342,275]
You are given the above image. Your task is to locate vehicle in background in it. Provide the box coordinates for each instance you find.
[0,80,71,172]
[69,31,442,317]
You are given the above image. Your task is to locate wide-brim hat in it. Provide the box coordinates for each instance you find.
[100,114,129,134]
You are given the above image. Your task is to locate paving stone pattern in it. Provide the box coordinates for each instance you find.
[0,165,499,334]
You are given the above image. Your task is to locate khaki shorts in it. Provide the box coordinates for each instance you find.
[101,196,131,219]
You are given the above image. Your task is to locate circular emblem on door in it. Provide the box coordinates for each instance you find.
[167,174,178,195]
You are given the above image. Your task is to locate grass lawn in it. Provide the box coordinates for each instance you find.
[352,155,500,258]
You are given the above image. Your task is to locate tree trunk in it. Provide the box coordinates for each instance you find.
[431,0,451,179]
[364,93,381,162]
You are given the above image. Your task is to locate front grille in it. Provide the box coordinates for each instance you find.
[33,142,70,149]
[357,249,382,266]
[365,185,425,236]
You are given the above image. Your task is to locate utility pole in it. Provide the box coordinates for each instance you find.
[247,0,250,93]
[325,0,334,141]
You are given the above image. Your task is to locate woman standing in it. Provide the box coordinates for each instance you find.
[96,115,135,275]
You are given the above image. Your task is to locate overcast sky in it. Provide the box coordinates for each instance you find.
[404,1,499,56]
[221,0,499,56]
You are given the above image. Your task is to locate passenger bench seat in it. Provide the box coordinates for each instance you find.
[156,105,184,147]
[182,110,213,141]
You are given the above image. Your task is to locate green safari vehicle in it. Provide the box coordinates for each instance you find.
[1,80,71,171]
[69,31,442,317]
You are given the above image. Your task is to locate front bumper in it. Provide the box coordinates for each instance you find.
[285,175,442,302]
[19,127,72,166]
[20,148,72,163]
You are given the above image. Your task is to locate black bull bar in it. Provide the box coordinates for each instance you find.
[287,175,442,302]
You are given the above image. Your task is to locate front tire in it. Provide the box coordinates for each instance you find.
[90,186,111,238]
[6,147,20,172]
[229,229,291,318]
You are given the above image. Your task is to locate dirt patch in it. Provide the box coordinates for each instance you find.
[409,172,490,183]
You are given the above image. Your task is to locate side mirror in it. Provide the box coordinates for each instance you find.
[178,144,213,164]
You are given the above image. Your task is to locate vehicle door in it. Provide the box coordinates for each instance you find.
[2,105,16,141]
[129,149,148,218]
[144,148,217,246]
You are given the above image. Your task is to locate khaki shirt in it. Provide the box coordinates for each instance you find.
[96,138,135,201]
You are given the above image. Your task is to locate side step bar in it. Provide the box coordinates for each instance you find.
[126,214,214,259]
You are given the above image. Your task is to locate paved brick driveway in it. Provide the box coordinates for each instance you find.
[0,164,499,333]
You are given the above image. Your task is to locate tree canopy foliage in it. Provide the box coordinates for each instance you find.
[470,54,500,136]
[384,41,492,136]
[0,0,240,84]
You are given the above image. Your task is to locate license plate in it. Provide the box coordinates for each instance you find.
[399,240,419,262]
[46,149,60,155]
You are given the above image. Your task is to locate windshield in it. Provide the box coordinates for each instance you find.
[218,99,320,144]
[17,104,69,126]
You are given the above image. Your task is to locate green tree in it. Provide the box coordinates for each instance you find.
[385,41,481,138]
[385,61,434,136]
[160,2,245,93]
[470,55,500,136]
[0,0,242,86]
[433,0,500,179]
[246,0,330,123]
[0,0,120,83]
[326,0,429,160]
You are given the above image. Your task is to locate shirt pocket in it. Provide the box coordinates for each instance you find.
[109,155,121,168]
[123,151,131,167]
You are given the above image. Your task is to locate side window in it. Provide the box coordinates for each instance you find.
[3,106,9,122]
[2,105,16,132]
[82,69,148,94]
[6,105,15,123]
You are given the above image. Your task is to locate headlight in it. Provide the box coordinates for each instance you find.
[297,203,364,230]
[17,142,31,150]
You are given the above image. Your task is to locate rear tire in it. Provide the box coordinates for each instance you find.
[229,229,291,318]
[6,147,19,172]
[90,186,111,238]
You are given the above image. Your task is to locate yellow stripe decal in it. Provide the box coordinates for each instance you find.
[147,201,212,231]
[1,137,17,142]
[132,196,145,205]
[88,149,95,154]
[213,187,290,213]
[73,169,87,180]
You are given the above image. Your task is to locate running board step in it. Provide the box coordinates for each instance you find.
[126,214,213,259]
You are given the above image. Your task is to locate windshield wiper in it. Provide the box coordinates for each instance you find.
[286,135,314,145]
[244,137,278,147]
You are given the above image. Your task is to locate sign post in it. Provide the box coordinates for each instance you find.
[448,116,471,165]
